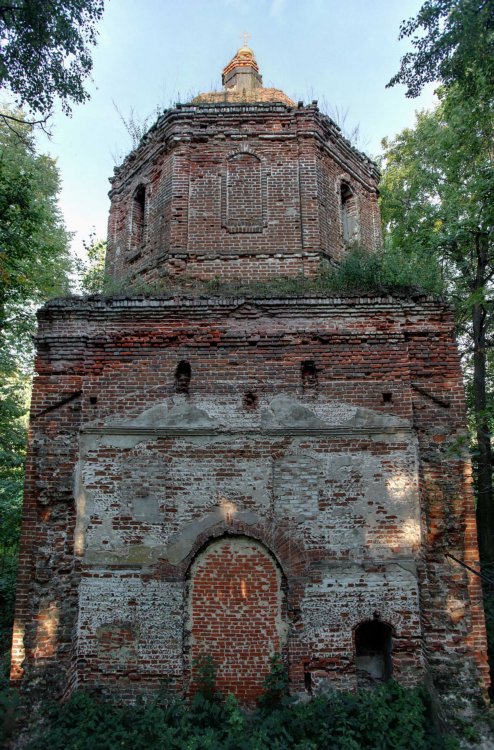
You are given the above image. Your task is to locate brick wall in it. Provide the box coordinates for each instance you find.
[188,537,286,701]
[10,295,489,706]
[105,103,381,285]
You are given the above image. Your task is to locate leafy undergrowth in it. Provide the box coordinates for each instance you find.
[3,678,460,750]
[482,581,494,700]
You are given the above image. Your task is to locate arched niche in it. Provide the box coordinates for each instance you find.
[221,151,266,233]
[130,184,146,250]
[185,535,287,703]
[174,360,191,394]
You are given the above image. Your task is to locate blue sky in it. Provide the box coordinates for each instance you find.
[36,0,436,257]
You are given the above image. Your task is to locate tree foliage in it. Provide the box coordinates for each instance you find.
[0,109,72,659]
[380,85,494,561]
[387,0,494,100]
[79,235,106,294]
[12,680,457,750]
[0,363,27,656]
[0,0,105,120]
[380,89,494,272]
[0,112,72,348]
[386,0,494,566]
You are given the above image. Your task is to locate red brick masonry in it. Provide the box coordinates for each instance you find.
[10,294,489,704]
[105,102,381,285]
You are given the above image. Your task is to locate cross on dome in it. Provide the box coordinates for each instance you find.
[240,31,252,48]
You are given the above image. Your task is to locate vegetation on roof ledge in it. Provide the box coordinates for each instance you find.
[77,247,445,302]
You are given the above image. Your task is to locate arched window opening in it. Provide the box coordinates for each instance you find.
[304,671,313,696]
[355,620,392,682]
[301,360,318,388]
[175,360,191,394]
[340,182,358,244]
[131,185,146,249]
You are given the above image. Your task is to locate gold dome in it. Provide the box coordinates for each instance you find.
[222,45,260,78]
[192,42,294,107]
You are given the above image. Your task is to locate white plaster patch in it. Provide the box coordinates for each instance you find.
[273,453,322,518]
[78,445,168,564]
[166,506,261,564]
[306,447,421,557]
[82,392,412,436]
[301,563,421,650]
[77,577,183,675]
[165,440,271,517]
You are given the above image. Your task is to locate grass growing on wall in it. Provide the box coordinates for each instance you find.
[82,245,445,300]
[316,245,445,297]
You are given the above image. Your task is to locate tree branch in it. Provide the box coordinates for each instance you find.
[0,112,52,142]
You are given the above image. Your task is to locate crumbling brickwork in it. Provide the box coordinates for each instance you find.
[105,102,381,285]
[10,295,489,705]
[11,44,489,710]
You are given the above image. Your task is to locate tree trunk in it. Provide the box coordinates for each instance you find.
[472,238,494,563]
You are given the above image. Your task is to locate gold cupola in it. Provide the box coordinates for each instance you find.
[222,44,262,91]
[192,39,295,107]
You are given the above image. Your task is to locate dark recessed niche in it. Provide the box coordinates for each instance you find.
[304,671,313,695]
[301,360,318,388]
[130,184,146,249]
[89,396,98,405]
[243,391,258,410]
[175,360,191,394]
[340,181,358,244]
[382,392,393,404]
[355,619,392,682]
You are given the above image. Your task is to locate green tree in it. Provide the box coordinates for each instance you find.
[388,0,494,563]
[387,0,494,101]
[0,110,72,658]
[0,112,72,345]
[0,0,105,123]
[380,86,494,562]
[80,235,107,294]
[0,363,28,656]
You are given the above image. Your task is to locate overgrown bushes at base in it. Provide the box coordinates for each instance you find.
[14,680,458,750]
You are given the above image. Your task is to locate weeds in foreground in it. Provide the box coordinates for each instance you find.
[1,655,461,750]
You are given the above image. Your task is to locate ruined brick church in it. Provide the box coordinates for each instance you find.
[11,44,490,707]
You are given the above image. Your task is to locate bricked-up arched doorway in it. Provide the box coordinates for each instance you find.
[186,535,287,703]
